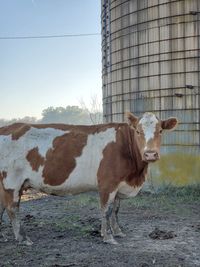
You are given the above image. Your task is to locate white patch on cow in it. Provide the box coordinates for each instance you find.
[139,113,158,143]
[49,127,117,194]
[108,189,118,204]
[117,181,142,199]
[0,127,69,202]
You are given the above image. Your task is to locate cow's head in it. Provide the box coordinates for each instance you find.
[127,112,178,163]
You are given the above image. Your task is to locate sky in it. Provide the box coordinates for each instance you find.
[0,0,101,119]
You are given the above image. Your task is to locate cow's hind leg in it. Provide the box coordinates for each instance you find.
[1,186,32,245]
[0,202,5,225]
[0,183,6,225]
[0,202,7,241]
[6,202,32,245]
[110,197,126,237]
[0,182,7,240]
[100,191,118,245]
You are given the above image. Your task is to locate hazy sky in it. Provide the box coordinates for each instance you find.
[0,0,101,119]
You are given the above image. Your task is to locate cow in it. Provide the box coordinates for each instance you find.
[0,112,178,245]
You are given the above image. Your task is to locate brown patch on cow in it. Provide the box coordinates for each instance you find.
[0,171,7,181]
[42,131,88,186]
[161,117,178,130]
[0,172,18,206]
[0,121,125,140]
[32,122,123,135]
[126,112,139,128]
[97,124,148,206]
[26,147,45,172]
[0,173,24,209]
[0,123,31,140]
[12,124,31,140]
[125,126,148,185]
[0,179,14,207]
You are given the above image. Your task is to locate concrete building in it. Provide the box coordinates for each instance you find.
[101,0,200,186]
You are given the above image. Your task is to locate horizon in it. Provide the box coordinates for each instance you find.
[0,102,103,121]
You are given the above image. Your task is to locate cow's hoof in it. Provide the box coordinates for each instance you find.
[0,233,8,242]
[103,235,118,245]
[114,231,126,238]
[19,237,33,246]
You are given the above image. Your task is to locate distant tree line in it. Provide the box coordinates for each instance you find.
[0,105,103,127]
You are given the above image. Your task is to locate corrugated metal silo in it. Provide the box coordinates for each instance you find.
[101,0,200,186]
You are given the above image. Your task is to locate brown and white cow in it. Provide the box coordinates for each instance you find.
[0,112,177,245]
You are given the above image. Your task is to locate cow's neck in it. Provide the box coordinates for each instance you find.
[125,125,148,186]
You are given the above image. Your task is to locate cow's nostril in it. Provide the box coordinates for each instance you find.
[153,152,158,158]
[144,151,159,161]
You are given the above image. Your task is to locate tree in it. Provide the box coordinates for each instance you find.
[0,98,103,127]
[40,106,91,125]
[0,117,38,127]
[79,94,103,124]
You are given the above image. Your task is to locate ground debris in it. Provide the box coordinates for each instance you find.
[49,264,78,267]
[191,224,200,232]
[50,264,78,267]
[149,227,177,240]
[22,214,35,221]
[78,217,101,237]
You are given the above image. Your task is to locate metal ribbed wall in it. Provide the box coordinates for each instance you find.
[101,0,200,186]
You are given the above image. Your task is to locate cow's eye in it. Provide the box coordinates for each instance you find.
[136,130,140,135]
[159,129,163,134]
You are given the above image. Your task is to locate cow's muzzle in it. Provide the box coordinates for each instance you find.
[143,150,160,162]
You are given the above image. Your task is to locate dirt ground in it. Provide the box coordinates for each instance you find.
[0,188,199,267]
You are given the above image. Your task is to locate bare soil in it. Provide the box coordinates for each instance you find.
[0,189,200,267]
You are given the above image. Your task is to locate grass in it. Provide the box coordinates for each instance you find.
[157,184,200,198]
[22,185,200,221]
[51,214,95,237]
[32,207,97,237]
[123,185,200,216]
[64,193,99,208]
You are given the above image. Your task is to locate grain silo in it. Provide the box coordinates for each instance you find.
[101,0,200,186]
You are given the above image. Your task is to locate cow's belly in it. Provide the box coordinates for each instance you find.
[31,163,99,196]
[117,181,142,199]
[31,180,98,196]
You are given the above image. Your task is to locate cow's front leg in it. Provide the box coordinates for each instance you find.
[110,197,126,237]
[100,191,118,245]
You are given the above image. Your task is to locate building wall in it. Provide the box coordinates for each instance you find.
[101,0,200,187]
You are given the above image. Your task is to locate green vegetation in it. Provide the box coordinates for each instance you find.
[41,106,92,124]
[156,184,200,198]
[151,153,200,186]
[22,187,199,238]
[30,211,95,238]
[0,105,103,127]
[124,185,200,216]
[28,194,99,238]
[64,193,99,208]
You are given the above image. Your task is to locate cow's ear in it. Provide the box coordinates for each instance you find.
[126,112,138,128]
[161,117,178,130]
